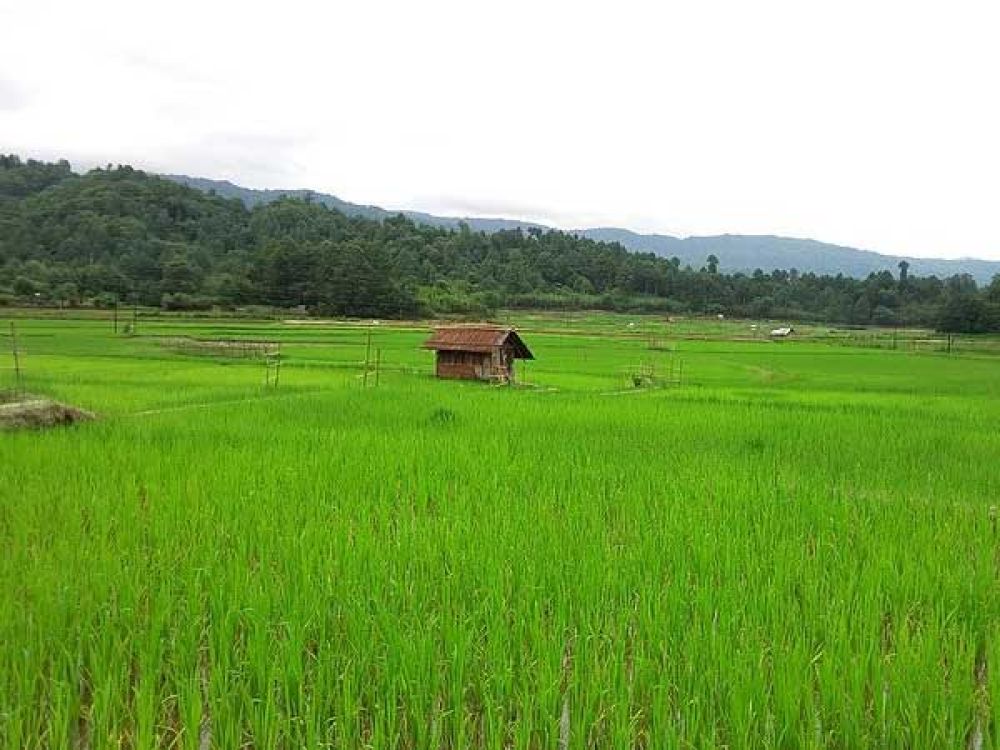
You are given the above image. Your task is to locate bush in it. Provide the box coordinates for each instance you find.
[160,293,214,311]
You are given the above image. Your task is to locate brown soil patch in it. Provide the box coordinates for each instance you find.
[0,398,95,431]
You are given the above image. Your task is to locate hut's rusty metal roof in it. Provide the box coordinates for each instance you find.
[423,326,534,359]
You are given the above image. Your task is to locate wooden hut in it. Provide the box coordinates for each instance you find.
[423,326,534,383]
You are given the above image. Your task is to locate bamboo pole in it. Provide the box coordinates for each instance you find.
[363,328,372,387]
[10,321,22,395]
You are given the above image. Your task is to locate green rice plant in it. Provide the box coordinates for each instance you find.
[1,314,999,747]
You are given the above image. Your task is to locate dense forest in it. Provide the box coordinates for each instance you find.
[2,155,999,331]
[167,175,1000,282]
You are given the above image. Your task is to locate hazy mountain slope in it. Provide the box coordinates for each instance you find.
[162,175,390,221]
[578,229,1000,282]
[164,175,1000,283]
[163,175,545,233]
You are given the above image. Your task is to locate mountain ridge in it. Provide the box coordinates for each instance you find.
[163,174,1000,283]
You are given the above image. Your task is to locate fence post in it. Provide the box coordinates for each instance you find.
[363,328,372,387]
[10,321,22,395]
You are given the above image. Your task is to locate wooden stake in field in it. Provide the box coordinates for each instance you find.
[9,321,23,395]
[112,299,119,334]
[374,348,381,387]
[263,342,281,388]
[363,327,373,387]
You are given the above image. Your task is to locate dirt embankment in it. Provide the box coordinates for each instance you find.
[0,397,95,431]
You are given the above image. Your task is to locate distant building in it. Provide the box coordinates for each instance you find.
[770,326,794,338]
[423,326,534,383]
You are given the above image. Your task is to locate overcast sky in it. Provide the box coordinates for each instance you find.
[2,0,998,260]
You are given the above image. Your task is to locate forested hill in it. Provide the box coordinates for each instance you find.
[166,174,1000,283]
[162,175,549,233]
[3,155,999,331]
[578,229,1000,285]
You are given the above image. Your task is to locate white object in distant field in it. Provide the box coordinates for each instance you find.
[717,314,725,320]
[770,326,794,338]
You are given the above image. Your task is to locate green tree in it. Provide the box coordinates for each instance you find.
[987,274,1000,304]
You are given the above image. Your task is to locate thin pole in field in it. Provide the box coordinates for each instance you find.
[363,327,373,387]
[10,321,22,395]
[375,348,381,387]
[559,697,570,750]
[262,342,280,388]
[113,298,119,334]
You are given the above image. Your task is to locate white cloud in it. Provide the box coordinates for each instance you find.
[1,0,998,259]
[0,76,29,111]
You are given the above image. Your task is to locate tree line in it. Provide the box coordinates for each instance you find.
[2,155,999,332]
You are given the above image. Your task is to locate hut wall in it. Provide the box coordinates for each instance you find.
[494,345,516,382]
[435,350,494,380]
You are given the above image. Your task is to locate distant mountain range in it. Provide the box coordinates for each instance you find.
[165,175,1000,283]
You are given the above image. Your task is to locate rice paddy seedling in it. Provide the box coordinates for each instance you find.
[2,314,999,747]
